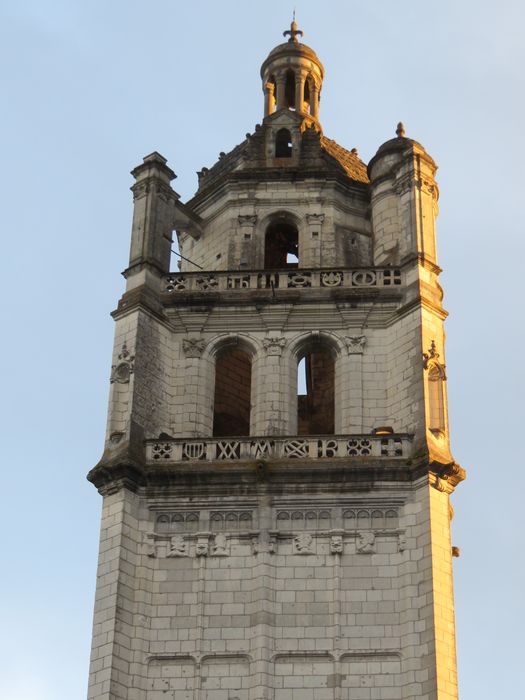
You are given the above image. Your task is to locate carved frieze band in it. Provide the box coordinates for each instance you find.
[148,507,406,558]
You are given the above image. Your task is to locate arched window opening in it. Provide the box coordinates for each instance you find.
[275,128,293,158]
[213,347,252,436]
[265,220,299,268]
[284,70,295,109]
[303,78,312,114]
[428,364,445,433]
[297,346,335,435]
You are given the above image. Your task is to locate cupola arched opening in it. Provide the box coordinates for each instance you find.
[284,69,295,109]
[213,345,252,437]
[264,219,299,268]
[275,128,293,158]
[303,76,313,114]
[296,339,335,435]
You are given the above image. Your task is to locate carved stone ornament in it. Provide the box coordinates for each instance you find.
[423,340,439,368]
[345,335,366,355]
[262,336,287,356]
[166,535,188,558]
[144,532,157,558]
[306,213,325,224]
[293,532,314,555]
[182,337,207,358]
[356,531,375,554]
[195,536,209,557]
[110,342,135,383]
[212,533,229,557]
[252,536,276,555]
[398,534,408,553]
[330,534,344,554]
[238,214,258,226]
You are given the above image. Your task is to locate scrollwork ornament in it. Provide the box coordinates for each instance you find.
[262,336,287,356]
[182,338,207,358]
[345,335,367,355]
[238,214,258,226]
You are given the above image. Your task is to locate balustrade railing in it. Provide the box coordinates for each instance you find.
[146,434,412,463]
[163,267,402,294]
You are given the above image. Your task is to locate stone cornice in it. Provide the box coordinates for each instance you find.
[87,451,465,497]
[188,169,369,211]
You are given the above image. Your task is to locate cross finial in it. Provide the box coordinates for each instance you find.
[283,13,304,43]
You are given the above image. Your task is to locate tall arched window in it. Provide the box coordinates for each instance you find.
[213,347,252,436]
[264,219,299,268]
[275,128,292,158]
[297,344,335,435]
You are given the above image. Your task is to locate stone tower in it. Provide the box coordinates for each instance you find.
[87,20,465,700]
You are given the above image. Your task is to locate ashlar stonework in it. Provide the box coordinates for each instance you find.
[87,19,465,700]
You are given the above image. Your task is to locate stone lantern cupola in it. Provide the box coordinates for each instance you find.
[260,18,324,123]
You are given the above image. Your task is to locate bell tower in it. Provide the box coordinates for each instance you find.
[87,20,464,700]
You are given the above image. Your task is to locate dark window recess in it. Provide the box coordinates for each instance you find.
[275,128,293,158]
[297,348,335,435]
[213,349,252,436]
[264,220,299,268]
[284,69,295,108]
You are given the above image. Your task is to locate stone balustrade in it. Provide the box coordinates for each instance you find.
[146,434,412,463]
[163,267,402,294]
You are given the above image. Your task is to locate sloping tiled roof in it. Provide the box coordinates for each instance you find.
[320,137,369,184]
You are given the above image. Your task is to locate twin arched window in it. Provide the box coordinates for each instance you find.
[212,339,336,437]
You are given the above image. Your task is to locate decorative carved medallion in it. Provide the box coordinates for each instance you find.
[166,535,188,558]
[110,342,135,383]
[293,532,315,555]
[262,336,287,356]
[211,533,229,557]
[182,337,207,358]
[356,531,375,554]
[345,335,366,355]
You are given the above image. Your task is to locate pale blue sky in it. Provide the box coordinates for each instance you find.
[1,1,523,698]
